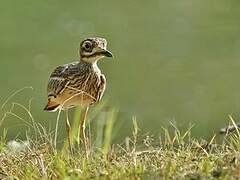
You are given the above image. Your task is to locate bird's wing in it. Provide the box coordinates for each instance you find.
[47,62,80,98]
[96,74,106,102]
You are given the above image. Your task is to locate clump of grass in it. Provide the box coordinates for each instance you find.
[1,89,240,178]
[0,116,239,179]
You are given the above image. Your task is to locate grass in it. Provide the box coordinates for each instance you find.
[1,91,240,179]
[1,119,240,179]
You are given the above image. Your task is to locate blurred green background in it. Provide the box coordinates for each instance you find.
[1,0,240,142]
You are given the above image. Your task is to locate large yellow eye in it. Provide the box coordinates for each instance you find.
[84,41,92,51]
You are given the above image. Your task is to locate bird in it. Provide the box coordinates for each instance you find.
[44,37,113,152]
[219,123,240,134]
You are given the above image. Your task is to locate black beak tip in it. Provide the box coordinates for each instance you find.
[103,50,113,58]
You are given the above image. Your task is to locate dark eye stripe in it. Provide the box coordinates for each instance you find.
[80,51,104,58]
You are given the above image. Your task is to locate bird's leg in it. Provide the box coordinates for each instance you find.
[64,109,73,153]
[78,107,89,153]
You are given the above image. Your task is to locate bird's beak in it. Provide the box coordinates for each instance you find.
[101,49,113,58]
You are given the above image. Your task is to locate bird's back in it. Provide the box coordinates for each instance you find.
[45,61,106,111]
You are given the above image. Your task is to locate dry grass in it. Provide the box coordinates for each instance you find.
[0,117,240,179]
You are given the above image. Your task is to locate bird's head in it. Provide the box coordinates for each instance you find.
[79,37,113,63]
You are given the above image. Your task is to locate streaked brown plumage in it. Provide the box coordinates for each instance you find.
[45,61,106,111]
[44,37,113,152]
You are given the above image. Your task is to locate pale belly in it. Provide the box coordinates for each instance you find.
[56,90,97,110]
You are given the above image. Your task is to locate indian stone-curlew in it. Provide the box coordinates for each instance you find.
[44,37,113,151]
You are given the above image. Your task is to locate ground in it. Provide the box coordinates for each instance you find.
[0,120,240,179]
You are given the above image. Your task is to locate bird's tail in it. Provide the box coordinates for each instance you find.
[44,100,60,112]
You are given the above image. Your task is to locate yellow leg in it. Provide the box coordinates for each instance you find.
[78,107,89,151]
[64,110,73,153]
